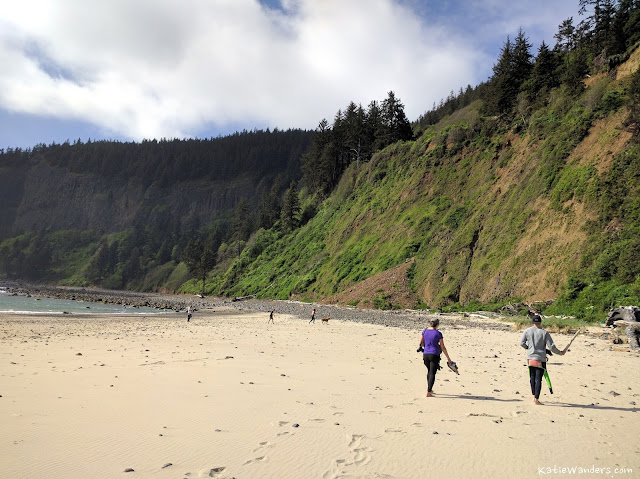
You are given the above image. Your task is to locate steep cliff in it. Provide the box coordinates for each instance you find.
[10,160,258,235]
[0,130,312,239]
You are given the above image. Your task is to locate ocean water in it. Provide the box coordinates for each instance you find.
[0,291,165,315]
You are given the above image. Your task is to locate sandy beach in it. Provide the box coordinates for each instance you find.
[1,307,639,479]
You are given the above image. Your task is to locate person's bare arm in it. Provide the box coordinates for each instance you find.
[439,339,452,363]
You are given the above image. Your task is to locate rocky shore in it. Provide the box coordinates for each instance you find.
[0,281,513,331]
[0,282,223,312]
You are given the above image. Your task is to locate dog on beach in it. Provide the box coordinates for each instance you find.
[321,317,330,324]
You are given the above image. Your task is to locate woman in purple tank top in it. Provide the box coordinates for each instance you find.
[418,318,453,397]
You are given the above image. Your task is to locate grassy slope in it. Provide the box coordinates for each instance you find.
[215,49,640,320]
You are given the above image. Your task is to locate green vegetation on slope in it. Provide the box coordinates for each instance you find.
[210,59,640,321]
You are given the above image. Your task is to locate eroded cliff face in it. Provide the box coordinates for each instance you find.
[8,159,257,235]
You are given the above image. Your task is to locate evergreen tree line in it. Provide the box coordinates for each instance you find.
[0,128,312,189]
[300,91,413,198]
[417,0,640,127]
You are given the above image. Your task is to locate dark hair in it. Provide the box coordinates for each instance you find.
[429,318,440,328]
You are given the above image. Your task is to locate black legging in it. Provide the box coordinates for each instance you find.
[423,354,441,392]
[529,362,547,399]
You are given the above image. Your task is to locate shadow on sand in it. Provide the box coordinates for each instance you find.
[434,394,520,402]
[544,401,638,413]
[434,395,637,412]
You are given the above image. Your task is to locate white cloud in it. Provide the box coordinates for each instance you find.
[0,0,578,143]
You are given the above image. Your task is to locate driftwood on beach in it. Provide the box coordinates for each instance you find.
[605,306,640,351]
[232,294,257,302]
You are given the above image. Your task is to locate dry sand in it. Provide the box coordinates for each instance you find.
[1,308,639,479]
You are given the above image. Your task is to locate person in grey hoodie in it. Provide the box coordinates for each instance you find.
[520,314,564,405]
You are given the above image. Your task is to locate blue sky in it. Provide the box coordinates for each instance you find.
[0,0,580,150]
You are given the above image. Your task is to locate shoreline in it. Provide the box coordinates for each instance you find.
[0,281,514,331]
[0,282,617,345]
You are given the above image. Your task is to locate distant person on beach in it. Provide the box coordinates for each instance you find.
[520,314,564,405]
[187,306,192,322]
[310,308,316,324]
[268,308,275,324]
[418,318,453,397]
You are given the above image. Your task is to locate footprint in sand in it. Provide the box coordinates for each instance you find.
[252,441,271,453]
[242,455,267,466]
[201,466,226,478]
[322,435,371,479]
[348,434,363,448]
[352,447,372,466]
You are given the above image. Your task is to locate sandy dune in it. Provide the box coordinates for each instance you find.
[1,308,638,478]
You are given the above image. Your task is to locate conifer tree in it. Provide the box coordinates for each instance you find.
[486,36,513,114]
[231,199,253,242]
[343,102,366,166]
[376,91,413,149]
[564,47,589,95]
[182,236,217,296]
[365,100,383,155]
[524,41,561,104]
[280,181,301,234]
[301,119,332,196]
[486,30,534,115]
[555,17,577,66]
[258,179,282,229]
[512,29,534,87]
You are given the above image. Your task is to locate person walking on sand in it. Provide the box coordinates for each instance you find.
[309,308,316,324]
[268,308,275,324]
[520,314,564,405]
[187,306,192,322]
[418,318,454,397]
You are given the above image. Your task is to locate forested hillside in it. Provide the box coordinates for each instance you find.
[0,130,313,289]
[2,0,640,321]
